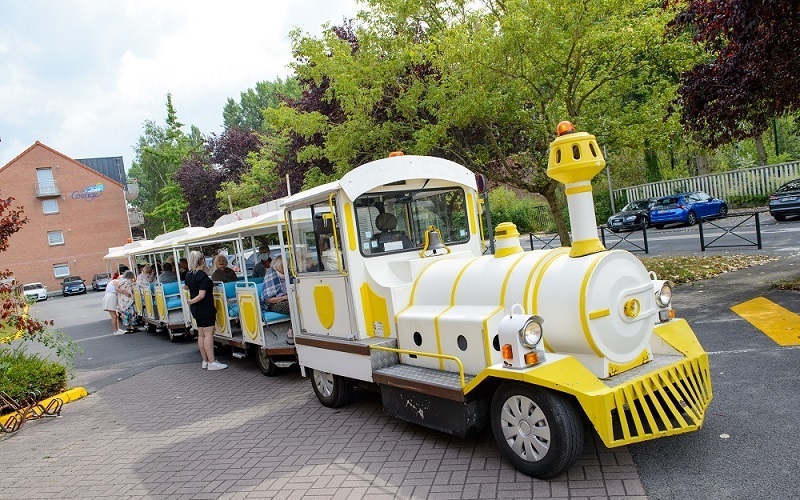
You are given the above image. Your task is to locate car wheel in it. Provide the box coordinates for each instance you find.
[654,224,665,229]
[718,205,728,218]
[309,368,353,408]
[490,382,584,479]
[685,212,697,226]
[773,214,786,222]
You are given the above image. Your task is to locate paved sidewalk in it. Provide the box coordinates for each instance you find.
[0,361,645,499]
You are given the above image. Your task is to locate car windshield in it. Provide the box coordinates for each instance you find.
[64,277,82,283]
[776,180,800,193]
[622,200,651,211]
[94,273,110,280]
[23,284,41,291]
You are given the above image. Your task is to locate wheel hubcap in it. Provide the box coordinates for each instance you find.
[500,395,551,462]
[313,370,335,398]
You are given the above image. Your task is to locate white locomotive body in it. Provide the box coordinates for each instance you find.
[282,125,712,479]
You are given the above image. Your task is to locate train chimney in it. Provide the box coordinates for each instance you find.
[547,121,606,258]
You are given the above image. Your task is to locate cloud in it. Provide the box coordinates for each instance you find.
[0,0,361,169]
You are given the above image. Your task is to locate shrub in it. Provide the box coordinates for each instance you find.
[0,346,68,401]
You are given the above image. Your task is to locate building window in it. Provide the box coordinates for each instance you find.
[43,199,59,214]
[53,263,70,278]
[48,230,65,246]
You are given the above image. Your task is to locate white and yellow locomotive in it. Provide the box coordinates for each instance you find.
[282,123,712,478]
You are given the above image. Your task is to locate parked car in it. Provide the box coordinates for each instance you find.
[649,192,728,228]
[91,272,111,291]
[606,198,655,232]
[22,282,48,301]
[769,178,800,221]
[61,276,87,295]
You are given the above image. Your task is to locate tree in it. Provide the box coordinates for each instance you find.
[280,0,694,244]
[0,194,53,347]
[129,94,203,236]
[223,78,302,132]
[669,0,800,148]
[175,127,262,227]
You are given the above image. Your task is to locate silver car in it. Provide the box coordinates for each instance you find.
[23,282,48,301]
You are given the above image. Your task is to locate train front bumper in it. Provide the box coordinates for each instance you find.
[475,318,712,447]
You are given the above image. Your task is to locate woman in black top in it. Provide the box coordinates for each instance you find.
[185,251,227,371]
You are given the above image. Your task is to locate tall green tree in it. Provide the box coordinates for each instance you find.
[280,0,696,243]
[129,94,203,236]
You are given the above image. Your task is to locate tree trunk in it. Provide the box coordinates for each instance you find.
[541,180,570,246]
[695,154,709,175]
[755,136,767,165]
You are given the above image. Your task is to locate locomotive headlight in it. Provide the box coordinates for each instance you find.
[655,281,673,307]
[499,304,545,369]
[519,317,543,348]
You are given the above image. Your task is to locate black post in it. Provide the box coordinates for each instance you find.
[529,233,534,251]
[484,191,495,254]
[642,225,649,254]
[755,212,762,249]
[698,218,706,251]
[600,226,606,246]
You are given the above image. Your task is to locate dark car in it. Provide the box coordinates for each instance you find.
[91,272,111,291]
[606,198,655,232]
[649,192,728,228]
[769,179,800,221]
[61,275,87,296]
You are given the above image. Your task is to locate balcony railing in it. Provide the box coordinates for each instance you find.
[34,181,60,198]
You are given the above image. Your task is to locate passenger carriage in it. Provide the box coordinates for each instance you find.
[172,207,303,375]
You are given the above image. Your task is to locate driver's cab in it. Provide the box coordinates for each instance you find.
[283,154,483,343]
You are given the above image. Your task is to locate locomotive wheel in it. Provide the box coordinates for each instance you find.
[309,368,353,408]
[255,347,278,376]
[168,329,179,343]
[490,382,583,479]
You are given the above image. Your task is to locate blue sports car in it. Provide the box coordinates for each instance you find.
[650,192,728,228]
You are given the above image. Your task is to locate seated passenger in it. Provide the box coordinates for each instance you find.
[157,262,178,283]
[259,256,294,344]
[252,245,272,278]
[211,255,238,283]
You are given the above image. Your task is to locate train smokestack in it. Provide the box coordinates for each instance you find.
[547,121,606,258]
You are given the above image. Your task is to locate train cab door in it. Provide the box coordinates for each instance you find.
[288,199,356,339]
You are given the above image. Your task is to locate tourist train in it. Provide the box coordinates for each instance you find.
[105,123,712,478]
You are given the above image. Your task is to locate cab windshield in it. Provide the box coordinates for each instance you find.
[355,187,469,256]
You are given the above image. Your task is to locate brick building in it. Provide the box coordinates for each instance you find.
[0,142,131,292]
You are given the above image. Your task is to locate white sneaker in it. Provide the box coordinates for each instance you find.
[201,360,208,369]
[207,361,228,371]
[113,329,126,336]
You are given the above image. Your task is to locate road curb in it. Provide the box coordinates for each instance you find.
[0,386,88,428]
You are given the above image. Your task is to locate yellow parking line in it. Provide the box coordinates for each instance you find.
[731,297,800,346]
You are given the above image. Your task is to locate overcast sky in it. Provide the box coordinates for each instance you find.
[0,0,360,171]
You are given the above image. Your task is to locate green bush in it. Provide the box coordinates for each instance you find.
[725,194,770,208]
[486,187,556,234]
[0,346,67,402]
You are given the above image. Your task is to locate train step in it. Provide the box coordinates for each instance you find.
[373,364,475,402]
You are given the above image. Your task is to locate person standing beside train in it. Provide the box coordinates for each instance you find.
[185,251,227,371]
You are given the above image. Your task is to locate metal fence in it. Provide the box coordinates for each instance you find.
[613,161,800,204]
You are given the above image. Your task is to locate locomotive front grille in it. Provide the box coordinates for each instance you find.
[605,355,712,445]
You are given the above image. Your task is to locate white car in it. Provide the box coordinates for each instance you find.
[22,282,48,301]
